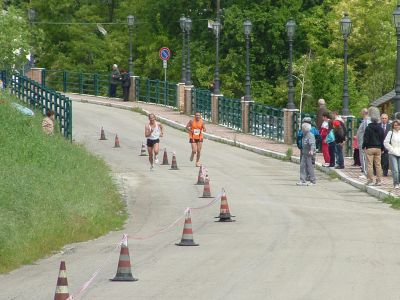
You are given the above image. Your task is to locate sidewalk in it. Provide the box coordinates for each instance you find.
[67,93,399,200]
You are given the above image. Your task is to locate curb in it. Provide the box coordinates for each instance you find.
[71,97,394,201]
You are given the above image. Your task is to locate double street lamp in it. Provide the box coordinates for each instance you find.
[127,15,135,74]
[243,20,252,102]
[28,8,36,68]
[212,21,221,94]
[340,13,352,116]
[286,19,296,109]
[393,4,400,113]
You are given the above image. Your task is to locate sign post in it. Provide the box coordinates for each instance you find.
[159,47,171,83]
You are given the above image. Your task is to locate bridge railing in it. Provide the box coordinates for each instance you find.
[191,88,212,121]
[218,96,242,131]
[135,78,177,107]
[249,103,284,141]
[10,74,72,140]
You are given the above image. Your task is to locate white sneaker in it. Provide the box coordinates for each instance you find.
[154,156,159,164]
[296,182,307,186]
[395,184,400,189]
[150,164,154,171]
[359,175,367,179]
[307,182,316,186]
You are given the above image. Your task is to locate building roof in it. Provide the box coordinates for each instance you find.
[371,89,395,107]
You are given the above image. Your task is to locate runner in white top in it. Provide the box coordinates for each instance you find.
[145,113,164,170]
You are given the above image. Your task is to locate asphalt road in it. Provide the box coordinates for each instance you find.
[1,102,400,300]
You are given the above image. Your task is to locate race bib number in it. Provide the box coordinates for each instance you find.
[193,129,201,135]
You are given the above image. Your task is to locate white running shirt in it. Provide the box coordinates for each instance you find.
[148,122,161,140]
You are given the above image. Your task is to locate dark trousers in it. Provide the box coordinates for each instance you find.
[328,143,336,167]
[122,86,130,101]
[381,151,389,176]
[353,148,361,166]
[335,143,344,167]
[109,84,117,97]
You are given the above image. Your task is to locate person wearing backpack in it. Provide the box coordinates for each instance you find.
[384,120,400,189]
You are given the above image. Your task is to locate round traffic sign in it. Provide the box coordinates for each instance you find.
[159,47,171,61]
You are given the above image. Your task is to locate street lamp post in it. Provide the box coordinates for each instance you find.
[28,8,36,68]
[185,18,192,86]
[243,20,252,102]
[212,21,221,94]
[127,15,135,74]
[286,19,296,109]
[180,16,187,83]
[340,13,352,116]
[393,5,400,113]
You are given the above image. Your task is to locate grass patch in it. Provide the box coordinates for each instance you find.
[328,170,340,180]
[0,92,126,273]
[131,106,146,115]
[382,195,400,209]
[285,147,293,161]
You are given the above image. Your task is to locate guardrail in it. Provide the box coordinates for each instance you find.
[218,96,242,130]
[135,78,177,107]
[10,74,72,140]
[191,88,212,121]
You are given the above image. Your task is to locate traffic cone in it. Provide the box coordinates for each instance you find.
[114,134,120,148]
[176,209,199,246]
[99,127,107,140]
[170,152,179,170]
[161,148,169,165]
[139,141,147,156]
[111,235,138,282]
[199,175,212,198]
[54,261,69,300]
[195,165,205,185]
[216,189,235,222]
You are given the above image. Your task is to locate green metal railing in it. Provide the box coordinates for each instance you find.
[249,103,284,141]
[136,78,177,107]
[218,96,242,130]
[43,70,123,98]
[10,74,72,140]
[191,88,212,121]
[0,70,9,88]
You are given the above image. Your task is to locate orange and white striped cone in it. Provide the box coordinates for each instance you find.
[199,175,212,198]
[195,165,205,185]
[114,134,120,148]
[161,148,169,165]
[170,152,179,170]
[216,189,235,222]
[176,209,199,246]
[99,127,107,140]
[111,234,138,282]
[139,141,148,156]
[54,261,69,300]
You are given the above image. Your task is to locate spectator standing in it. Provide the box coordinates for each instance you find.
[352,136,361,166]
[109,64,120,98]
[326,121,336,168]
[316,98,329,130]
[120,69,131,102]
[320,112,331,166]
[296,117,320,165]
[296,121,316,186]
[362,107,384,186]
[357,108,370,178]
[384,120,400,189]
[42,110,55,135]
[380,113,390,176]
[333,120,345,169]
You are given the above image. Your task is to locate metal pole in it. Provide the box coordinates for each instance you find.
[214,1,221,94]
[245,33,251,101]
[186,30,192,85]
[395,27,400,113]
[287,38,295,109]
[342,37,350,116]
[129,26,133,74]
[181,26,186,83]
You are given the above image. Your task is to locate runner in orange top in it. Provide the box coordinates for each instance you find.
[186,112,206,167]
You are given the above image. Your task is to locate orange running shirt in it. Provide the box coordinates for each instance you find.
[189,119,204,140]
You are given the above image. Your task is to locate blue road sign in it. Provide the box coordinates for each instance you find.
[159,47,171,61]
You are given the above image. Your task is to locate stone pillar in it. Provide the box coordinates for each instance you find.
[211,93,222,124]
[177,83,185,112]
[26,68,44,84]
[184,85,194,115]
[129,75,139,101]
[283,108,299,145]
[241,97,252,134]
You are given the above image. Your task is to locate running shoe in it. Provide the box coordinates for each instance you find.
[296,181,307,186]
[154,155,159,164]
[150,164,154,171]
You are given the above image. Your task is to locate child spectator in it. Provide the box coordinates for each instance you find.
[320,112,331,166]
